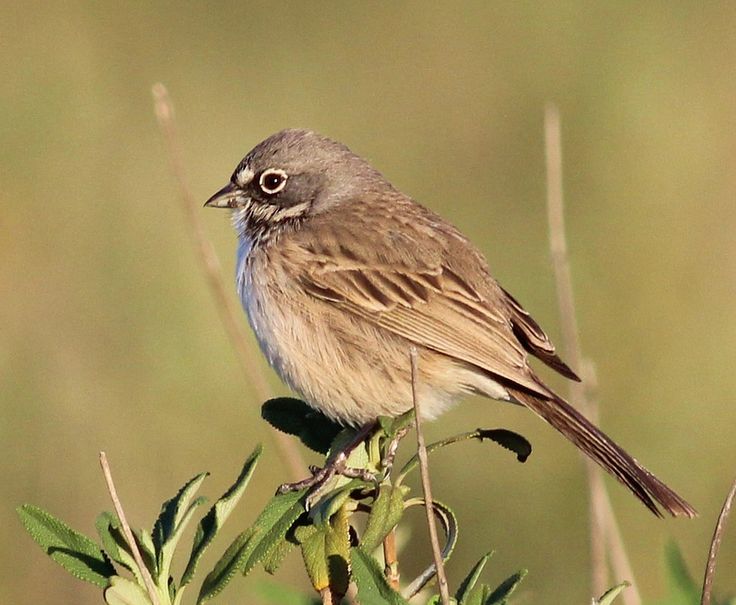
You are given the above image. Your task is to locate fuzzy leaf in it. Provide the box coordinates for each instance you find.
[197,529,254,604]
[351,547,410,605]
[300,508,350,596]
[594,582,630,605]
[241,489,308,576]
[96,512,139,578]
[182,446,262,586]
[133,528,158,577]
[456,552,492,604]
[17,504,115,587]
[261,398,342,454]
[152,471,209,569]
[361,484,407,552]
[104,575,153,605]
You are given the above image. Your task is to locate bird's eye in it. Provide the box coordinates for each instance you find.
[258,169,288,195]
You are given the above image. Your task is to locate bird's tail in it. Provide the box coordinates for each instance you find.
[506,387,697,518]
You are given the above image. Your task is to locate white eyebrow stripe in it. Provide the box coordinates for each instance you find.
[236,166,255,186]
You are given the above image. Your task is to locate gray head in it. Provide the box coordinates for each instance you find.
[205,129,389,242]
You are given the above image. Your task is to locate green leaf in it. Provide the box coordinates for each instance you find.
[484,569,527,605]
[479,430,532,462]
[351,547,410,605]
[300,507,350,597]
[197,529,254,604]
[361,484,407,552]
[241,488,308,576]
[17,504,115,588]
[96,512,141,580]
[666,541,700,602]
[397,429,531,484]
[152,471,209,569]
[262,398,342,454]
[104,575,153,605]
[377,410,415,437]
[650,542,701,605]
[133,528,158,578]
[198,486,307,600]
[456,552,492,604]
[594,582,630,605]
[182,446,262,586]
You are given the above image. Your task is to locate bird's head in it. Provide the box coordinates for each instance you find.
[205,129,388,243]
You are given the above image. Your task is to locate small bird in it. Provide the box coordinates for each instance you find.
[205,129,695,518]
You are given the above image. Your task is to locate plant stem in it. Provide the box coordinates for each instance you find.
[410,347,450,605]
[701,475,736,605]
[99,451,161,605]
[151,83,306,482]
[544,103,641,605]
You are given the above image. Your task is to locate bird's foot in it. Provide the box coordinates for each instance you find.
[277,421,380,498]
[276,454,376,495]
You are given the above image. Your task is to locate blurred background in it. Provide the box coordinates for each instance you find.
[3,2,735,603]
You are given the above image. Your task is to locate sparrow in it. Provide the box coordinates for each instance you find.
[205,128,695,518]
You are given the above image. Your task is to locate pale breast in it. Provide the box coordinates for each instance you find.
[235,243,477,425]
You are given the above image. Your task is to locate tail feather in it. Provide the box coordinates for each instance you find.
[507,387,697,518]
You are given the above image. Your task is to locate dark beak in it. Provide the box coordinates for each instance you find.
[204,182,241,208]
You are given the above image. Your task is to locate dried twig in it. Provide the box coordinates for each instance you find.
[701,475,736,605]
[383,527,400,589]
[410,347,450,605]
[544,103,641,605]
[99,452,160,605]
[151,83,305,482]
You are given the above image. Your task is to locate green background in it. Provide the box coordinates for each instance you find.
[3,2,735,603]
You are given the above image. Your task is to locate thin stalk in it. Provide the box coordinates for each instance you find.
[99,452,161,605]
[409,347,450,605]
[151,83,306,482]
[544,103,641,605]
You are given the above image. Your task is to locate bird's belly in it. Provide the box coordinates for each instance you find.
[237,259,470,426]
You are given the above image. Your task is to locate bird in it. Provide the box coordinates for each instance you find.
[205,128,695,518]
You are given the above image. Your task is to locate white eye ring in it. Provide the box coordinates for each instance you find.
[259,169,288,195]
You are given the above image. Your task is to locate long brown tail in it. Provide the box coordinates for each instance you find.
[506,387,697,518]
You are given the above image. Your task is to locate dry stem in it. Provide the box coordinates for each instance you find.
[410,347,450,605]
[99,451,160,605]
[383,527,400,589]
[151,83,305,482]
[701,475,736,605]
[544,103,641,605]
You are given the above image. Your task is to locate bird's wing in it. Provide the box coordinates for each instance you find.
[281,215,559,398]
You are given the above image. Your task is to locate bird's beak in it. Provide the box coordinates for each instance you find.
[204,182,243,209]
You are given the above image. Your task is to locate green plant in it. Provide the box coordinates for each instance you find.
[18,398,644,605]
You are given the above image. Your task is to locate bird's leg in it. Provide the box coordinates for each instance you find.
[380,425,412,478]
[277,421,379,495]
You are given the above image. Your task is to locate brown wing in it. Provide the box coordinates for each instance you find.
[280,204,565,398]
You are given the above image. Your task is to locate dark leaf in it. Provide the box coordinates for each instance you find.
[397,429,531,483]
[18,504,115,588]
[262,398,342,454]
[484,569,527,604]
